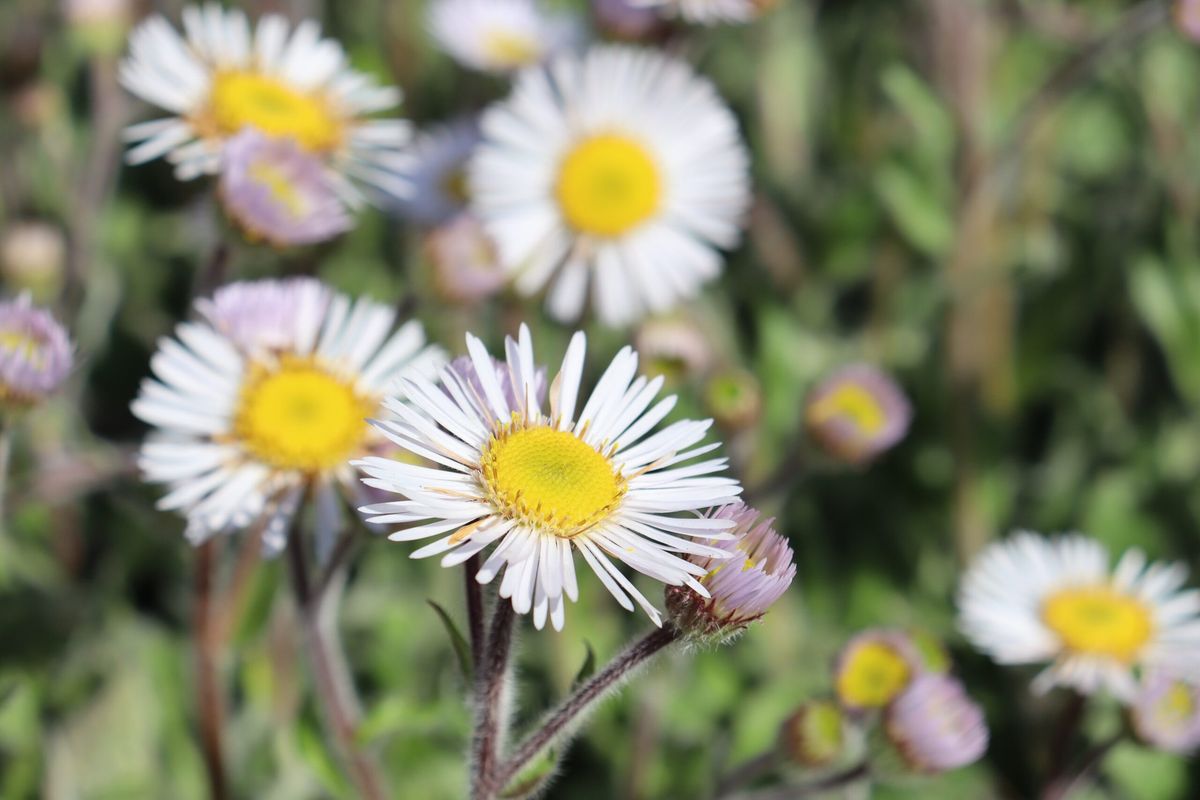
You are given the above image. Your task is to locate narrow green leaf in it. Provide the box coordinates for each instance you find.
[427,600,473,681]
[571,642,596,691]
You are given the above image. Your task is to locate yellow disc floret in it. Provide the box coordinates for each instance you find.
[480,29,541,70]
[234,358,372,473]
[808,383,887,434]
[205,71,343,153]
[1042,585,1154,662]
[555,134,661,237]
[836,641,913,709]
[481,420,625,538]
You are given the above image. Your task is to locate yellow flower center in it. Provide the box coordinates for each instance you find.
[479,29,541,69]
[248,160,307,218]
[836,641,912,708]
[555,134,662,237]
[0,330,46,367]
[205,71,343,152]
[233,358,372,473]
[480,420,625,538]
[1158,682,1197,725]
[808,384,886,433]
[1042,585,1154,661]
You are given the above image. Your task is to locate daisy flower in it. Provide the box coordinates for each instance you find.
[0,293,74,409]
[958,532,1200,700]
[428,0,580,75]
[397,119,481,227]
[632,0,778,25]
[132,278,443,556]
[805,364,911,466]
[1130,671,1200,754]
[884,674,989,773]
[218,129,352,248]
[469,45,751,326]
[354,324,744,631]
[119,3,411,202]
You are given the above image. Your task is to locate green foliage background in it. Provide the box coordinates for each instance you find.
[0,0,1198,797]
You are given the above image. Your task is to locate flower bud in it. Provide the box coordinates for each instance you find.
[0,293,74,409]
[805,364,911,465]
[0,222,65,298]
[705,369,761,431]
[425,214,507,306]
[834,629,922,712]
[883,674,989,773]
[779,699,847,768]
[1130,672,1200,755]
[665,503,795,641]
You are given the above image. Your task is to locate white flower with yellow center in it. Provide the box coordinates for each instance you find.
[958,532,1200,700]
[428,0,580,75]
[119,4,412,203]
[469,45,751,327]
[354,324,743,630]
[132,278,443,556]
[632,0,778,25]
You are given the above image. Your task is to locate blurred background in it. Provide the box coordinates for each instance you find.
[1,0,1199,797]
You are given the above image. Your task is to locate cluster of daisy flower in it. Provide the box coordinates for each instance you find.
[799,628,988,779]
[120,4,412,246]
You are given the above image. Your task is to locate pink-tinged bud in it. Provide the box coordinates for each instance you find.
[666,503,795,641]
[805,364,911,465]
[0,293,73,408]
[217,130,352,249]
[883,674,989,773]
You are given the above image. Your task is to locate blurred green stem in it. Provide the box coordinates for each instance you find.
[485,624,680,799]
[194,538,229,800]
[471,599,516,799]
[715,749,778,796]
[723,761,869,800]
[285,513,388,800]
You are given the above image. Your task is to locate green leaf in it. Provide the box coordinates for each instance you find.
[427,600,473,681]
[571,642,596,691]
[873,163,953,257]
[296,719,351,799]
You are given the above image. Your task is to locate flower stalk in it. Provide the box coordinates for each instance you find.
[484,623,680,798]
[194,537,229,800]
[471,600,517,799]
[285,513,388,800]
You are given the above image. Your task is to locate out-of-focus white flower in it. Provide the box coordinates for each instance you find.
[428,0,581,74]
[958,532,1200,700]
[217,130,353,248]
[355,325,743,630]
[133,278,444,557]
[470,45,751,327]
[120,4,412,203]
